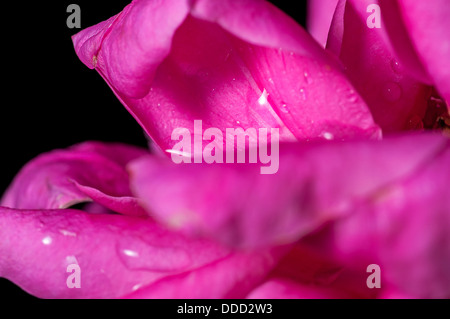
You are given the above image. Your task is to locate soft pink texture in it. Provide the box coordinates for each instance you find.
[0,207,284,298]
[129,134,448,249]
[72,0,381,157]
[327,0,433,132]
[1,142,148,217]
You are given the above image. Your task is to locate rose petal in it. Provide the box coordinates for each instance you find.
[377,0,432,84]
[327,0,432,132]
[122,246,286,299]
[307,0,340,47]
[266,243,377,298]
[129,133,447,248]
[73,0,381,155]
[0,207,282,298]
[1,142,147,217]
[303,138,450,298]
[386,0,450,104]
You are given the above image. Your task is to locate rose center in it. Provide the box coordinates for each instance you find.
[422,89,450,136]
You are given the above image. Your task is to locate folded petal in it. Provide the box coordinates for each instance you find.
[307,0,339,47]
[0,207,283,298]
[327,0,433,132]
[1,142,147,216]
[122,246,285,299]
[249,243,377,299]
[129,133,447,248]
[72,0,381,156]
[387,0,450,104]
[303,138,450,298]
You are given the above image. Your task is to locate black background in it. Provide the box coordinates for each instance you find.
[0,0,307,299]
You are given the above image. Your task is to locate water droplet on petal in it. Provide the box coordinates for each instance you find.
[390,60,401,74]
[304,71,312,84]
[116,240,191,272]
[42,236,52,245]
[258,89,269,105]
[59,229,77,237]
[299,88,306,101]
[280,103,289,113]
[382,82,402,102]
[132,283,143,292]
[322,132,335,140]
[123,249,139,258]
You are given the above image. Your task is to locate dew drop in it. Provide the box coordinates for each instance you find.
[132,283,143,292]
[322,132,335,140]
[116,240,191,272]
[59,229,77,237]
[280,103,289,113]
[42,236,52,245]
[382,82,402,102]
[390,60,401,74]
[258,89,269,105]
[304,71,312,84]
[299,88,306,101]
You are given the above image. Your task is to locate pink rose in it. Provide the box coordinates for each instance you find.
[1,0,449,299]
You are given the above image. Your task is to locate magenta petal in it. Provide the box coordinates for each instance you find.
[254,243,376,299]
[307,0,340,47]
[377,0,432,84]
[72,0,191,98]
[191,0,326,60]
[304,139,450,298]
[73,0,381,154]
[73,183,147,217]
[1,142,147,216]
[0,208,241,298]
[390,0,450,103]
[129,133,447,248]
[327,0,432,132]
[122,246,285,299]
